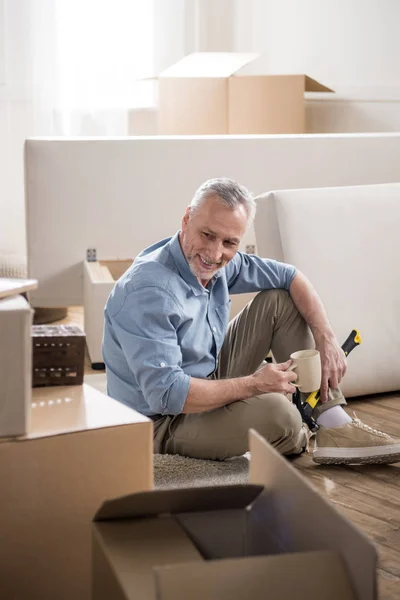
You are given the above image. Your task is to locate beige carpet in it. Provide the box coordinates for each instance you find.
[154,453,249,489]
[85,374,249,488]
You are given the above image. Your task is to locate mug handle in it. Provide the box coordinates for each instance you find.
[287,363,301,387]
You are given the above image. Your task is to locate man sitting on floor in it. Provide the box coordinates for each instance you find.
[103,178,400,464]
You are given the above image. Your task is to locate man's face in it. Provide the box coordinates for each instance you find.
[180,194,248,286]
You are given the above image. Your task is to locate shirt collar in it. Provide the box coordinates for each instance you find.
[169,231,222,296]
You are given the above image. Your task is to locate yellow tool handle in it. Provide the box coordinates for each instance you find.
[342,329,362,356]
[305,389,320,410]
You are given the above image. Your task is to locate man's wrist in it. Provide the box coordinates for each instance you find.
[239,374,259,398]
[312,325,336,345]
[219,374,259,402]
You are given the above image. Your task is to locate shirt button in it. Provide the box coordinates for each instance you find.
[160,362,166,367]
[212,327,216,332]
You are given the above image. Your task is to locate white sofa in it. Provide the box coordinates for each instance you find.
[24,136,400,367]
[254,182,400,398]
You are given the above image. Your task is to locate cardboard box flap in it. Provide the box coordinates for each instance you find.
[160,52,259,78]
[305,75,334,92]
[94,484,263,521]
[154,551,357,600]
[249,430,377,600]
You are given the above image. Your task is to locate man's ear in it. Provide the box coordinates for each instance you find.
[182,206,191,228]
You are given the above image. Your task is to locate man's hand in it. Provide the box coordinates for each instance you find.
[252,360,298,395]
[315,337,347,403]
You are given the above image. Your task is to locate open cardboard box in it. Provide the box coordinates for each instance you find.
[83,259,133,366]
[92,430,377,600]
[158,52,333,135]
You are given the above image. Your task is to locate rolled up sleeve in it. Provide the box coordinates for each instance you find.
[110,286,190,415]
[226,253,296,293]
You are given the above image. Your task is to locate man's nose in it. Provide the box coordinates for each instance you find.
[207,239,223,262]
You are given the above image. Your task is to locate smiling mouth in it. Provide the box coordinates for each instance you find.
[199,255,220,269]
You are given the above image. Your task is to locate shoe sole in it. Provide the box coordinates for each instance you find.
[313,450,400,466]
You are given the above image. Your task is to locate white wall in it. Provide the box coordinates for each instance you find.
[0,0,57,275]
[305,94,400,133]
[152,0,235,73]
[234,0,400,90]
[233,0,400,134]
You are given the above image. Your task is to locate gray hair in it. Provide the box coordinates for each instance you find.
[189,178,256,226]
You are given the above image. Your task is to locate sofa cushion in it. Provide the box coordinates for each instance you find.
[255,183,400,397]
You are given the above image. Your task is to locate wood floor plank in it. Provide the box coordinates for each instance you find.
[302,474,400,527]
[378,569,400,600]
[375,545,400,579]
[298,463,400,499]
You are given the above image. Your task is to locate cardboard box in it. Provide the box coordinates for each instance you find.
[92,430,377,600]
[0,294,32,437]
[83,259,133,366]
[158,52,333,135]
[0,383,153,600]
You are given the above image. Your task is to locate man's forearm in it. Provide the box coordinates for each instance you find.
[182,375,257,413]
[182,357,301,413]
[289,270,335,343]
[289,270,347,397]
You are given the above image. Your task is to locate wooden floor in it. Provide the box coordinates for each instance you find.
[56,306,400,600]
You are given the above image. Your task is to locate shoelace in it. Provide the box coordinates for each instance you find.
[352,413,392,440]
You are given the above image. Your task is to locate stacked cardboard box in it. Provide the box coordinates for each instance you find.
[0,383,153,600]
[0,277,153,599]
[0,280,35,438]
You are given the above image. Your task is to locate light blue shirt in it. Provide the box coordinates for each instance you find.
[103,232,296,417]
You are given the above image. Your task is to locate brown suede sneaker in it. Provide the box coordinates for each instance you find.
[313,416,400,465]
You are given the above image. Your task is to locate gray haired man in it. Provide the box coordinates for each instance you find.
[103,178,400,465]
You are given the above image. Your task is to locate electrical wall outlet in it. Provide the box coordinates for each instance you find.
[245,244,256,254]
[86,248,97,262]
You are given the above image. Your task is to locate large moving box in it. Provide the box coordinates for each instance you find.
[92,430,377,600]
[0,383,153,600]
[158,52,333,135]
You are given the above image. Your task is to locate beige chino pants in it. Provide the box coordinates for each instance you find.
[153,290,346,460]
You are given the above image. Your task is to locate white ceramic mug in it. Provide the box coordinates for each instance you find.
[288,349,322,393]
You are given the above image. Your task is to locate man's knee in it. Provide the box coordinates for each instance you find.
[240,393,303,452]
[159,394,304,461]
